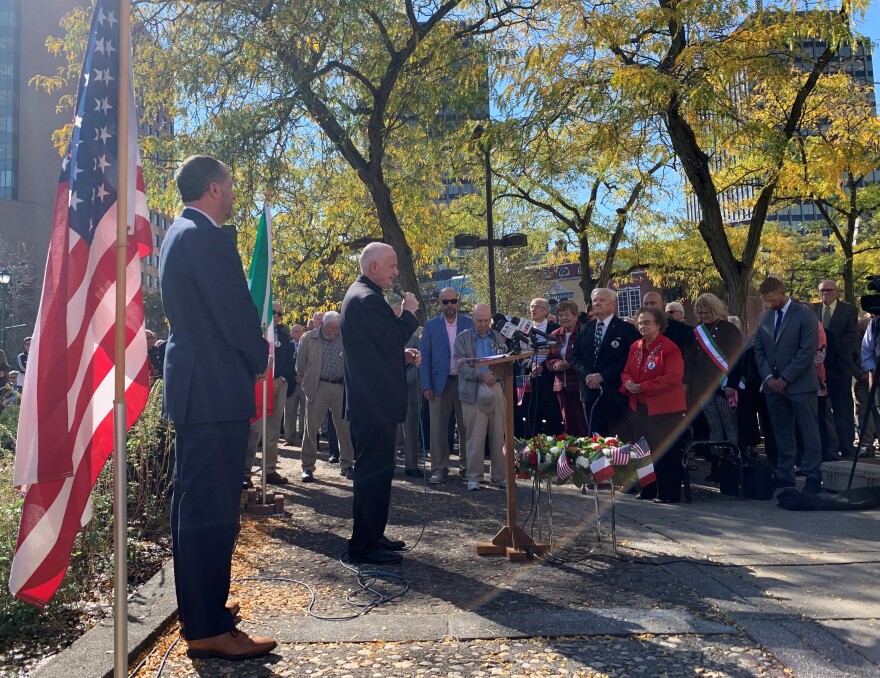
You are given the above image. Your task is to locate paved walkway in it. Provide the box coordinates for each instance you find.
[35,443,880,677]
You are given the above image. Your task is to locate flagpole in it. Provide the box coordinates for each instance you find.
[114,2,132,675]
[261,198,272,504]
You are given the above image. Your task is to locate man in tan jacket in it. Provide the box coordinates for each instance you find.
[296,311,355,481]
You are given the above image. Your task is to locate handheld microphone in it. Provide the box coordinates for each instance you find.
[492,314,531,343]
[392,282,406,298]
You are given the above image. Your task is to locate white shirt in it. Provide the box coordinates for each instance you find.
[185,206,219,228]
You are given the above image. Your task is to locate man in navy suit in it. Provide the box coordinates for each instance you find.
[419,287,472,484]
[571,288,639,436]
[341,243,420,565]
[160,155,276,660]
[753,277,822,493]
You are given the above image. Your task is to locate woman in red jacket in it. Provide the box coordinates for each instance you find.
[620,306,687,502]
[546,300,588,435]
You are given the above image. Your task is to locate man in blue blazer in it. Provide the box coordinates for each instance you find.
[341,243,420,565]
[419,287,472,484]
[753,277,822,493]
[160,155,276,660]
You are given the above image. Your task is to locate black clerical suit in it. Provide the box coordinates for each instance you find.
[340,275,418,557]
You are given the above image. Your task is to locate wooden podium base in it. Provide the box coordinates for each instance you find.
[476,525,550,562]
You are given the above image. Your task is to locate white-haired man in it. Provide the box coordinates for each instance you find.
[341,243,420,565]
[571,288,639,436]
[297,310,355,481]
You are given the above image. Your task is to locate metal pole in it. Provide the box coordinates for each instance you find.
[114,3,133,675]
[484,144,496,314]
[0,283,7,351]
[261,378,268,502]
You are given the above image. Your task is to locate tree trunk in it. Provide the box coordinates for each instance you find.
[577,230,595,310]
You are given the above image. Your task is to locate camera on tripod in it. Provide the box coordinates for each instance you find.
[861,275,880,315]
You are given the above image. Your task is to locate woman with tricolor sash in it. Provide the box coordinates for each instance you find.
[685,293,744,479]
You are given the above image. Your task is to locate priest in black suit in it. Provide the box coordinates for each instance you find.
[571,288,640,436]
[340,243,420,565]
[642,291,694,354]
[814,279,859,458]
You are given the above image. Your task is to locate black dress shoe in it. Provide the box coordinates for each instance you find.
[301,469,315,483]
[327,455,339,464]
[378,536,406,551]
[348,548,402,565]
[340,466,355,480]
[774,478,797,490]
[404,469,424,478]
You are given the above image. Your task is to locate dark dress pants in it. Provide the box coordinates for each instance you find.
[826,375,856,455]
[584,388,630,438]
[766,391,821,484]
[349,421,397,556]
[171,420,248,640]
[632,404,686,502]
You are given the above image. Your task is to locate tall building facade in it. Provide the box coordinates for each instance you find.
[0,1,170,343]
[685,34,878,233]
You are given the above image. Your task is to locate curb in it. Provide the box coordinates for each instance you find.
[34,560,178,678]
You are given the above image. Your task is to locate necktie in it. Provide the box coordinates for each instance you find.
[594,319,604,359]
[822,305,831,328]
[773,309,783,339]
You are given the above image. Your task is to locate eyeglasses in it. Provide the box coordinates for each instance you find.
[818,289,836,294]
[441,298,459,305]
[272,311,283,316]
[637,320,657,326]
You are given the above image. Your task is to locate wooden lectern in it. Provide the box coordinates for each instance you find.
[472,350,550,561]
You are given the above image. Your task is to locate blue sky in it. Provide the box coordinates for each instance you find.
[856,2,880,106]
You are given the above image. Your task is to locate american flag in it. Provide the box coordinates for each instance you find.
[9,0,151,606]
[610,443,632,467]
[556,453,574,481]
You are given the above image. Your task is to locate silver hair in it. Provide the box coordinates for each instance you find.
[359,242,393,274]
[591,287,617,302]
[322,310,341,325]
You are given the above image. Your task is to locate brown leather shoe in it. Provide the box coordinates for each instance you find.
[225,600,240,617]
[186,628,277,661]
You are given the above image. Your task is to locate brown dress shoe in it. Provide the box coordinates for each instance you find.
[186,628,277,661]
[225,600,240,617]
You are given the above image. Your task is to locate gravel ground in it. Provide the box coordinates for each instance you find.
[128,441,788,677]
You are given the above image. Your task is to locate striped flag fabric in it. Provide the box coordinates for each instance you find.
[589,452,615,483]
[556,453,574,481]
[631,437,656,487]
[10,0,151,606]
[610,444,632,467]
[247,204,274,420]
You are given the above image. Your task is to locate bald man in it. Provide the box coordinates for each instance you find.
[643,291,694,354]
[341,243,421,565]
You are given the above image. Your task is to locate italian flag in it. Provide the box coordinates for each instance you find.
[590,452,615,483]
[248,203,274,420]
[631,437,656,487]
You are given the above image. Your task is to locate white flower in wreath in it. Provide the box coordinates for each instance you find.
[575,456,591,469]
[545,435,555,444]
[550,446,562,455]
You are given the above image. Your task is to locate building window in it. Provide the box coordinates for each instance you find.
[616,287,642,319]
[0,0,19,200]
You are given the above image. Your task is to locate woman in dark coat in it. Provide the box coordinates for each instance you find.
[546,300,588,436]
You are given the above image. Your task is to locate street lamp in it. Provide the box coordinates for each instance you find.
[455,124,528,313]
[0,268,10,351]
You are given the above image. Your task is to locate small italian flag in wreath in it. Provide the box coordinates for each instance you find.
[631,437,656,487]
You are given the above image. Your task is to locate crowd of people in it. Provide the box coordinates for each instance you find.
[141,152,877,663]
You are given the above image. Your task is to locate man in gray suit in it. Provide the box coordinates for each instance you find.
[753,277,822,493]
